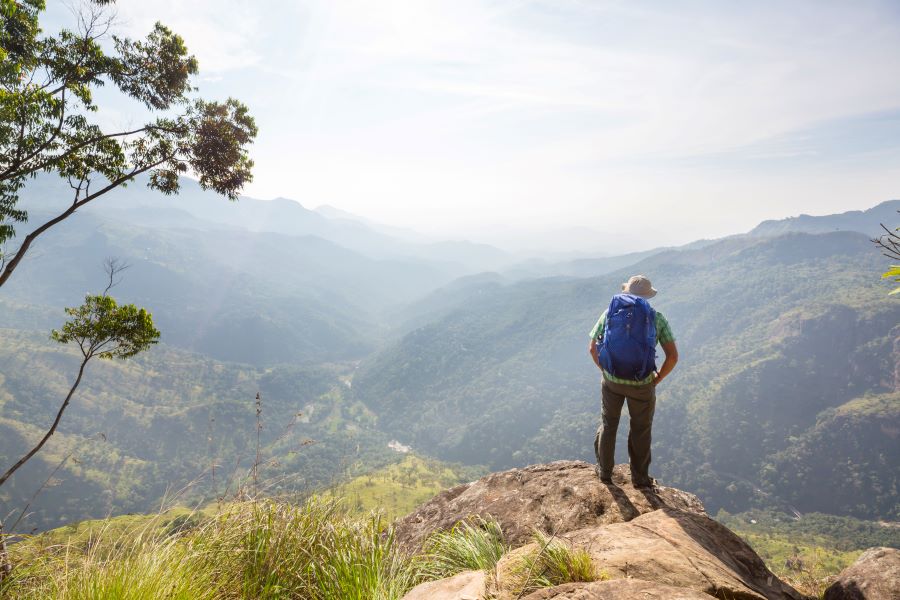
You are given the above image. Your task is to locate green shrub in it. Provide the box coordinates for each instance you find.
[421,517,507,579]
[507,531,600,597]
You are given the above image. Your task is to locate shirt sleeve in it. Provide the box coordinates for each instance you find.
[656,311,675,345]
[589,310,607,340]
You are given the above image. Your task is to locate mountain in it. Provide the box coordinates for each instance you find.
[3,183,899,536]
[0,329,400,533]
[749,199,899,238]
[351,230,900,520]
[8,174,518,364]
[314,204,431,243]
[2,207,462,365]
[17,173,512,272]
[500,201,898,280]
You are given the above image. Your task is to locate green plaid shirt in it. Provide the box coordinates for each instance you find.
[589,308,675,386]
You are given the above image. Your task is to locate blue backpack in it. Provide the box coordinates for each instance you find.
[597,293,657,381]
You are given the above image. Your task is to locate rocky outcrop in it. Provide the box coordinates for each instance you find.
[823,547,900,600]
[402,570,485,600]
[520,579,715,599]
[491,508,806,600]
[395,461,813,600]
[394,461,706,551]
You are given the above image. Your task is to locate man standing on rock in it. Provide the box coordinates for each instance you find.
[588,275,678,488]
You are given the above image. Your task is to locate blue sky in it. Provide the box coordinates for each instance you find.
[44,0,900,252]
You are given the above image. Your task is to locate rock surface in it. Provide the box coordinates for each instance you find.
[394,461,706,551]
[520,579,715,599]
[823,547,900,600]
[493,508,806,600]
[400,570,485,600]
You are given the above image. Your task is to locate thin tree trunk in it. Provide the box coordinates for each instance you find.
[0,518,10,583]
[0,159,169,289]
[0,357,88,488]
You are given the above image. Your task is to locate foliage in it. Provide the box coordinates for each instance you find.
[51,294,160,359]
[872,211,900,294]
[715,510,895,598]
[351,231,900,519]
[507,531,600,597]
[324,455,486,520]
[0,290,160,501]
[1,498,421,600]
[0,335,400,533]
[717,509,899,554]
[421,517,507,580]
[883,265,900,295]
[0,0,256,286]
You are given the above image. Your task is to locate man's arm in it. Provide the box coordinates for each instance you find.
[654,340,678,385]
[588,312,605,369]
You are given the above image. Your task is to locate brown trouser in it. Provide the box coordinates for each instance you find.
[594,378,656,485]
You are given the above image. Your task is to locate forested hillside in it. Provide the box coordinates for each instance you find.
[2,191,897,534]
[5,175,500,366]
[352,231,900,519]
[0,332,396,532]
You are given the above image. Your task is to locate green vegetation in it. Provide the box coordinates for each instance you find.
[324,455,485,520]
[872,212,900,294]
[0,0,256,286]
[0,333,399,533]
[421,517,507,580]
[353,231,900,519]
[2,503,606,600]
[0,291,161,488]
[718,510,899,554]
[718,509,900,597]
[2,499,419,600]
[507,531,601,598]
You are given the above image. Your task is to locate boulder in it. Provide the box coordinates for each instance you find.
[520,579,714,599]
[401,570,485,600]
[394,461,706,551]
[493,508,807,600]
[823,547,900,600]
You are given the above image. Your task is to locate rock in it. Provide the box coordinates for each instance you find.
[394,461,706,551]
[493,508,807,600]
[823,547,900,600]
[401,570,485,600]
[520,579,715,599]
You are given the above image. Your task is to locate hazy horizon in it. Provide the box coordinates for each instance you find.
[41,0,900,252]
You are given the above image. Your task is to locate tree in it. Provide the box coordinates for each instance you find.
[0,261,160,578]
[0,0,256,579]
[0,0,257,287]
[0,273,160,491]
[873,211,900,295]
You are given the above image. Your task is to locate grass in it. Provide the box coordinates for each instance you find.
[421,517,507,579]
[1,498,421,600]
[725,530,860,598]
[324,454,485,520]
[714,510,893,598]
[506,531,602,598]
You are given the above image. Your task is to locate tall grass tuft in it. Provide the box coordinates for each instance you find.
[2,498,421,600]
[421,517,507,580]
[507,530,601,598]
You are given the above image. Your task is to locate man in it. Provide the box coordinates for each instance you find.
[588,275,678,488]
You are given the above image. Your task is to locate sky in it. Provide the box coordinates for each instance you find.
[43,0,900,253]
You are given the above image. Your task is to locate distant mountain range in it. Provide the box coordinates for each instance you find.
[2,173,898,533]
[749,200,899,237]
[352,230,899,520]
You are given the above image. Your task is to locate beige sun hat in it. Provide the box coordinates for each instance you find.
[622,275,657,299]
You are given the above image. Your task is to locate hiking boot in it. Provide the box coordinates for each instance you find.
[633,477,657,489]
[594,464,613,484]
